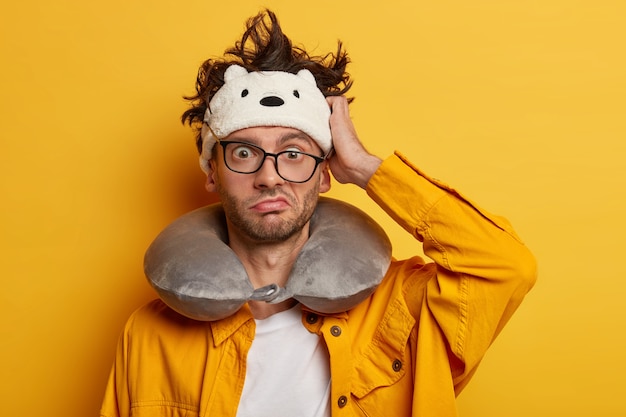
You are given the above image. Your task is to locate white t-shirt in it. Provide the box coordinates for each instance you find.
[236,304,331,417]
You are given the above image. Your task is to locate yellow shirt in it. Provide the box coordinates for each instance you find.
[100,152,537,417]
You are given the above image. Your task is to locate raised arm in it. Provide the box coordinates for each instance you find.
[327,96,537,393]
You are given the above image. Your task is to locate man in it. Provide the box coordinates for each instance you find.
[100,9,536,417]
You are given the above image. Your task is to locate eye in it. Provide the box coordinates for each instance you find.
[241,89,249,97]
[232,144,256,159]
[293,90,300,98]
[284,150,303,161]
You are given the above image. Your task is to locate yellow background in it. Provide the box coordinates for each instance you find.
[1,0,625,415]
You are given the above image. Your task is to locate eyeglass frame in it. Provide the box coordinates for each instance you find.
[208,125,328,183]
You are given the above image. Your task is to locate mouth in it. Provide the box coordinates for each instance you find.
[250,197,291,213]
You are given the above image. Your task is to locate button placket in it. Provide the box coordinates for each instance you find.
[322,318,352,413]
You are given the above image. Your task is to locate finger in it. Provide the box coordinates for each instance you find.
[327,98,357,140]
[327,96,349,120]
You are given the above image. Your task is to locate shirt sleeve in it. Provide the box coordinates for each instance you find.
[366,151,537,391]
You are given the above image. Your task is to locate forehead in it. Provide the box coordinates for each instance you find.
[226,126,321,151]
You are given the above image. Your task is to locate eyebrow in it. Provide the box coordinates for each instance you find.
[229,131,317,149]
[277,132,316,147]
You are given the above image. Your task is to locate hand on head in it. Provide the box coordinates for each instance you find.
[326,96,382,189]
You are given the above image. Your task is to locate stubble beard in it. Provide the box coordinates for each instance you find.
[218,185,320,243]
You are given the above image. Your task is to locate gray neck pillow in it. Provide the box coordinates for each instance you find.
[144,197,392,321]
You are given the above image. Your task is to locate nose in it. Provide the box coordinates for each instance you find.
[260,96,284,107]
[253,156,285,189]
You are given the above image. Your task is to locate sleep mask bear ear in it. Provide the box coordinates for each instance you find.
[144,197,392,321]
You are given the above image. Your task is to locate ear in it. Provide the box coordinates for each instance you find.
[204,159,219,193]
[296,69,316,86]
[224,64,249,82]
[319,162,332,193]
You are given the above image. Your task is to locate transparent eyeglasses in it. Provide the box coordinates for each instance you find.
[216,139,326,183]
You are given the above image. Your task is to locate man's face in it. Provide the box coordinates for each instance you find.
[205,126,331,243]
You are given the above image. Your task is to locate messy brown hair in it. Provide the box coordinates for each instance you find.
[181,9,353,153]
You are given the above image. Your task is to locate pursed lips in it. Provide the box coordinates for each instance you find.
[250,197,291,213]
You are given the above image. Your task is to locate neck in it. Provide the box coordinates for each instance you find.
[227,223,310,319]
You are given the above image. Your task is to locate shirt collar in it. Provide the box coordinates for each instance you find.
[210,304,255,345]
